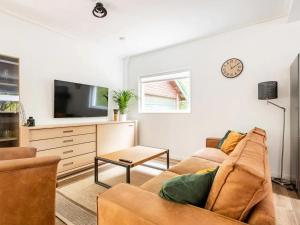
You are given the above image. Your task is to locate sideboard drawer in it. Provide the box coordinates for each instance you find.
[30,125,96,141]
[31,133,96,151]
[58,152,95,173]
[37,142,96,159]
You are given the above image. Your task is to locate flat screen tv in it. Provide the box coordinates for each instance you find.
[54,80,108,118]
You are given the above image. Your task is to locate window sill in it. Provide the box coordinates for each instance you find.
[138,110,191,114]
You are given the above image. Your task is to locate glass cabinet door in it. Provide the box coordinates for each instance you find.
[0,55,19,147]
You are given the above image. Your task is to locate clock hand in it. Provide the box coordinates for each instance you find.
[232,63,241,69]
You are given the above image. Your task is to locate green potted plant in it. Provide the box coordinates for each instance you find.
[113,90,136,121]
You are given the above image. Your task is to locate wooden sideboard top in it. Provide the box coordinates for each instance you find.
[21,120,137,130]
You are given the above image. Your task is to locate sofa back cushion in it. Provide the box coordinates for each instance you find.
[247,191,275,225]
[205,128,270,221]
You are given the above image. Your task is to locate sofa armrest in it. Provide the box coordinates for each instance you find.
[98,184,246,225]
[0,147,37,160]
[206,138,221,148]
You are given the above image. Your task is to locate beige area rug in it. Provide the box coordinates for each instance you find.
[56,192,96,225]
[57,161,164,213]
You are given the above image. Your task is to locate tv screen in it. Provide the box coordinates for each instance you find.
[54,80,108,118]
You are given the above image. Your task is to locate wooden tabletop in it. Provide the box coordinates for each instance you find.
[97,146,168,167]
[21,120,136,130]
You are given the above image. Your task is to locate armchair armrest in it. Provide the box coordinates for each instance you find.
[206,138,221,148]
[0,147,37,160]
[0,156,60,225]
[98,184,246,225]
[0,155,60,172]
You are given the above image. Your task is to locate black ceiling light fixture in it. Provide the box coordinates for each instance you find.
[92,2,107,18]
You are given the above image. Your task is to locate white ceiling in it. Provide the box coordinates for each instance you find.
[0,0,292,57]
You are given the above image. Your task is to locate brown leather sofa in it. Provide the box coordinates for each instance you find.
[0,147,61,225]
[98,128,275,225]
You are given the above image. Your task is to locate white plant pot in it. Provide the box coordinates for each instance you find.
[120,114,127,122]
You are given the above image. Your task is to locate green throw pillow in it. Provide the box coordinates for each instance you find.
[216,130,231,149]
[159,167,219,207]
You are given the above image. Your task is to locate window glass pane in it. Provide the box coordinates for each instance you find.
[89,87,108,109]
[140,71,191,113]
[95,87,108,107]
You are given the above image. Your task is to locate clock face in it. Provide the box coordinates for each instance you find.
[221,58,243,78]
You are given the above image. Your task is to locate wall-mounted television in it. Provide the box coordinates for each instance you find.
[54,80,108,118]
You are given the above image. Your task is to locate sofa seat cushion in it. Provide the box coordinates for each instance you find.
[99,183,248,225]
[140,171,178,194]
[168,157,219,175]
[205,128,270,222]
[193,148,228,163]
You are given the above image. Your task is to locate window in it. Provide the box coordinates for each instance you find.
[139,70,191,113]
[89,87,108,110]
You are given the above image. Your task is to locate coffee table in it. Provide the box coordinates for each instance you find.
[94,146,169,189]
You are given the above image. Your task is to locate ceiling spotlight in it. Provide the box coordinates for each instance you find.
[93,2,107,18]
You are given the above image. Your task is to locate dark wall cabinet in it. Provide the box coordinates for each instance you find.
[0,55,19,147]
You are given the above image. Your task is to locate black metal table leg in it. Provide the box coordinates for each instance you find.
[94,157,98,183]
[166,150,170,169]
[126,166,131,183]
[94,157,112,189]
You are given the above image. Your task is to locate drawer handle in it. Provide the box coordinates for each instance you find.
[63,150,74,154]
[128,125,134,127]
[63,139,73,143]
[63,130,74,133]
[63,162,74,167]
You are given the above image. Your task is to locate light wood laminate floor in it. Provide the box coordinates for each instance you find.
[55,218,65,225]
[273,184,300,225]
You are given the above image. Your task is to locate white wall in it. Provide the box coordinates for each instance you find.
[127,18,300,178]
[0,12,123,125]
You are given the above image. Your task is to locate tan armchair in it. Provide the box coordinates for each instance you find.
[0,147,61,225]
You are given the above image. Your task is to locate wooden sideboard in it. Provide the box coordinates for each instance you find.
[20,121,137,177]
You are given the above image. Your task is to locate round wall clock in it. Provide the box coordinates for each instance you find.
[221,58,244,78]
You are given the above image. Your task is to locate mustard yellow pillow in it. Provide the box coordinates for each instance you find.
[220,131,245,154]
[196,168,216,175]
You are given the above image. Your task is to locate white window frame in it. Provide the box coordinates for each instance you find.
[138,70,191,114]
